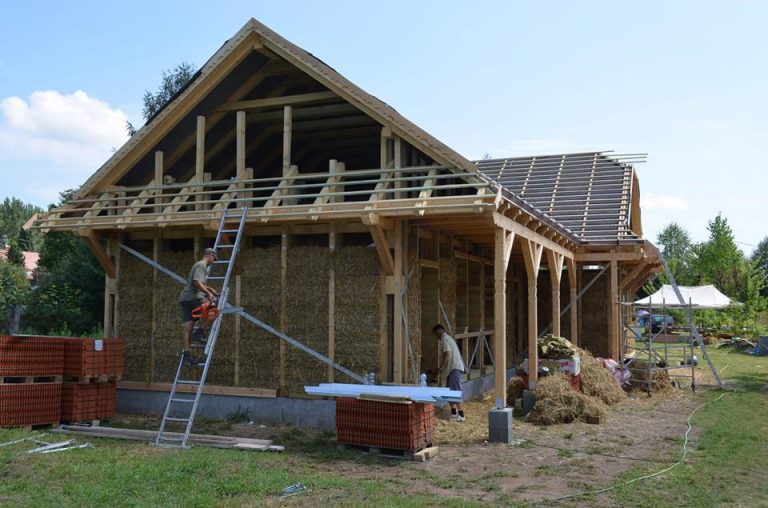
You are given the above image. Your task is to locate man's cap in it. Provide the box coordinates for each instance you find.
[203,248,218,259]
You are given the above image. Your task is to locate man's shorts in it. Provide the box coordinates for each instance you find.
[446,369,463,391]
[180,298,205,323]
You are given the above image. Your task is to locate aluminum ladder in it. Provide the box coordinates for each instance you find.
[155,207,248,448]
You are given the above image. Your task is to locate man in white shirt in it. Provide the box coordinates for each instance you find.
[433,324,466,422]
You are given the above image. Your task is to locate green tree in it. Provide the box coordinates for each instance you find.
[127,62,197,135]
[656,222,695,285]
[0,197,44,249]
[695,213,743,296]
[752,236,768,297]
[0,259,30,332]
[6,240,24,266]
[23,190,105,335]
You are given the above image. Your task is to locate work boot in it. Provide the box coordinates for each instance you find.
[191,326,208,346]
[182,351,204,366]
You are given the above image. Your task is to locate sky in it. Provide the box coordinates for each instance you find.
[0,1,765,253]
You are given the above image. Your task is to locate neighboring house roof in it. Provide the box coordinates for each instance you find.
[476,152,644,244]
[73,18,479,200]
[0,248,40,281]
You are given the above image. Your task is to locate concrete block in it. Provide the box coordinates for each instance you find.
[522,389,536,414]
[488,408,513,444]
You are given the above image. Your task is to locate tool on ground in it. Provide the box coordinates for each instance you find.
[280,483,310,498]
[155,207,248,448]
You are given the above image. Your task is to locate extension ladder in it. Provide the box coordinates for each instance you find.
[155,207,248,448]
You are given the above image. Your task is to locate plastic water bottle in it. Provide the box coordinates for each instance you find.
[420,373,427,387]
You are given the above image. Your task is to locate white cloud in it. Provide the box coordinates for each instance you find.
[0,90,131,205]
[641,193,689,211]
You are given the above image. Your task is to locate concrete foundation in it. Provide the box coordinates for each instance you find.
[488,408,514,444]
[116,367,518,432]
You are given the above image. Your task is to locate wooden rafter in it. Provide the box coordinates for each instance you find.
[217,91,337,112]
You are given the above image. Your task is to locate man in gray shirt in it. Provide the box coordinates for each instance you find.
[178,248,218,365]
[434,324,466,422]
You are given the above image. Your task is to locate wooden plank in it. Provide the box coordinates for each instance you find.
[218,91,337,112]
[575,251,644,262]
[82,230,117,279]
[117,381,277,398]
[413,445,439,462]
[154,151,164,213]
[358,393,412,404]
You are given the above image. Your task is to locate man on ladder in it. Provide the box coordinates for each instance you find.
[178,248,219,366]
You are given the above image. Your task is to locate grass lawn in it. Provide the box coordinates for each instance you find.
[610,348,768,507]
[1,347,766,507]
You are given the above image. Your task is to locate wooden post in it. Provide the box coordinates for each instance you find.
[393,220,404,383]
[394,136,402,199]
[236,111,246,179]
[566,257,578,345]
[546,251,565,337]
[103,239,117,337]
[154,151,164,214]
[610,259,620,360]
[283,106,292,176]
[521,238,543,388]
[279,226,289,393]
[195,115,205,210]
[234,274,241,386]
[150,231,160,383]
[328,220,338,382]
[493,228,514,408]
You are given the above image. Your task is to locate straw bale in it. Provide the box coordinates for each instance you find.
[334,245,381,379]
[527,373,606,425]
[578,349,626,405]
[579,271,610,357]
[438,255,457,331]
[284,245,330,390]
[628,359,675,394]
[406,249,421,383]
[117,248,153,382]
[238,246,281,388]
[506,376,527,407]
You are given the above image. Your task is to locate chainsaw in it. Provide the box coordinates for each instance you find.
[191,295,220,321]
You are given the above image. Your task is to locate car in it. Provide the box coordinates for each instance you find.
[649,315,676,334]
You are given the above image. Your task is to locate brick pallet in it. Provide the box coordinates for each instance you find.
[63,337,125,378]
[61,381,117,423]
[335,398,435,452]
[0,336,64,376]
[0,381,62,428]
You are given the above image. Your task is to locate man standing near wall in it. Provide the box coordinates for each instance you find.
[433,324,466,422]
[178,248,219,365]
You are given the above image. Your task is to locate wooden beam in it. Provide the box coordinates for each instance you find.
[328,227,336,382]
[620,260,649,290]
[236,111,246,179]
[283,105,292,176]
[393,220,404,383]
[575,251,644,263]
[369,224,395,276]
[493,227,514,408]
[546,250,565,337]
[195,115,205,211]
[82,230,117,279]
[493,212,574,260]
[566,257,578,346]
[609,259,620,360]
[521,238,542,389]
[150,231,159,383]
[118,381,277,399]
[235,274,241,385]
[217,91,337,112]
[279,226,289,394]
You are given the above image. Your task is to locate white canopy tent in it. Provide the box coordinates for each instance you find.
[635,284,738,309]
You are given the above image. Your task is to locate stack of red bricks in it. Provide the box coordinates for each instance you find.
[61,338,124,423]
[335,398,435,451]
[0,336,64,427]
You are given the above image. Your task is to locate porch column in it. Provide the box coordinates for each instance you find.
[521,238,543,388]
[546,251,565,337]
[566,257,578,346]
[493,227,514,409]
[609,259,620,359]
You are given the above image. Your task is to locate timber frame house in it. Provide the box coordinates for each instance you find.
[34,19,660,415]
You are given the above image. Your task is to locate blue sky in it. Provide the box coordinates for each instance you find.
[0,1,765,253]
